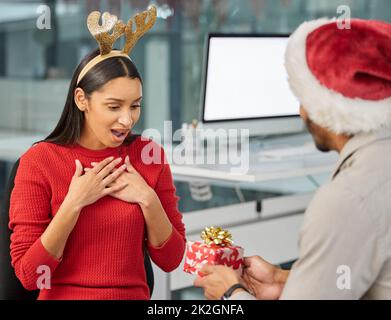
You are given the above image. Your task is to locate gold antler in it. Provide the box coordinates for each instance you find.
[87,11,126,55]
[122,6,157,54]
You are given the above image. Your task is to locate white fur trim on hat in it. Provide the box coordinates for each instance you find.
[285,18,391,135]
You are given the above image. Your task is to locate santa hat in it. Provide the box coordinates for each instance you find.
[285,18,391,135]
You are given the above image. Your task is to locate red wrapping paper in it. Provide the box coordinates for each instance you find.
[183,240,244,276]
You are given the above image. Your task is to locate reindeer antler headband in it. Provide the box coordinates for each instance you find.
[77,5,157,85]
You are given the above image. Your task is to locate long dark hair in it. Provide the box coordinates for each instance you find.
[36,48,142,146]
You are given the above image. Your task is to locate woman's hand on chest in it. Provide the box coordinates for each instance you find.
[85,155,154,205]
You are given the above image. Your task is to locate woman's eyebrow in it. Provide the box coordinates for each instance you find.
[105,97,142,104]
[105,97,125,103]
[132,97,143,104]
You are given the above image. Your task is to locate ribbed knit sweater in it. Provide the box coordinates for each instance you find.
[9,137,186,300]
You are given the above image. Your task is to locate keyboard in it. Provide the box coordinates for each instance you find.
[258,143,319,160]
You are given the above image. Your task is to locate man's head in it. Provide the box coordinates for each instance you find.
[300,105,351,152]
[285,18,391,151]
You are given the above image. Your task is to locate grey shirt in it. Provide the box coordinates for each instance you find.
[231,130,391,300]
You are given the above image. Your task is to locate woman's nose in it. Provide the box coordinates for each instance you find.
[118,113,133,127]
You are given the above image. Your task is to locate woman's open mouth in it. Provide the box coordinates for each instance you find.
[111,129,129,142]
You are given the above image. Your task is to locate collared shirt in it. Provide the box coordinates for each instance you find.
[231,130,391,300]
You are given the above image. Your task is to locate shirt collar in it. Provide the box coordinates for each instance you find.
[331,129,391,179]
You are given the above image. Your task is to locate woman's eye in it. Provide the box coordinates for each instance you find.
[109,106,120,110]
[131,105,141,110]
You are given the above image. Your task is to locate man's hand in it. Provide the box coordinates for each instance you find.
[193,264,245,300]
[242,256,289,300]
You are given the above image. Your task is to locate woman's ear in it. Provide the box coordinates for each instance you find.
[74,88,89,112]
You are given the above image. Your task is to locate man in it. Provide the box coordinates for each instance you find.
[194,18,391,300]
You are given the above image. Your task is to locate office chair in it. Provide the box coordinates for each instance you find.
[0,158,154,299]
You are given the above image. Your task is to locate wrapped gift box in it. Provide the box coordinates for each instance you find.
[183,240,244,276]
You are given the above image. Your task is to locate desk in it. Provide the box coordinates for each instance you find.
[0,133,45,181]
[0,132,44,159]
[170,132,338,184]
[171,161,335,183]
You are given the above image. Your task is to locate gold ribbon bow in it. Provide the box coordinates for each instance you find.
[201,226,233,247]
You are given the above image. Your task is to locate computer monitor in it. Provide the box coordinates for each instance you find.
[201,34,304,137]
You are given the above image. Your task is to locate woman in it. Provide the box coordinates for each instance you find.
[9,8,186,300]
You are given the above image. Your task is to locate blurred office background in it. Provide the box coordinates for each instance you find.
[0,0,390,136]
[0,0,390,299]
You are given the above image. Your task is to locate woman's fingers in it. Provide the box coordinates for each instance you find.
[97,157,122,178]
[125,156,131,170]
[74,159,83,178]
[101,164,127,186]
[90,156,115,174]
[84,160,123,177]
[103,182,128,196]
[125,155,138,174]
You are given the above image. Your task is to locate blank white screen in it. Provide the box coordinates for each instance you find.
[203,37,299,121]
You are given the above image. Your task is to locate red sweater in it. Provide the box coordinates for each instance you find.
[9,137,186,300]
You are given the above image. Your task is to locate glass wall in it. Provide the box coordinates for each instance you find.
[0,0,390,136]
